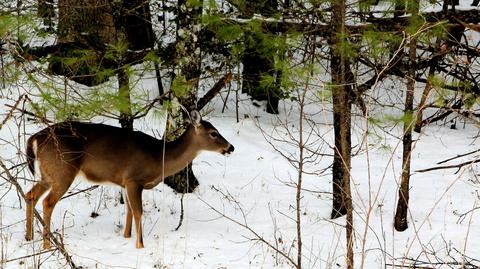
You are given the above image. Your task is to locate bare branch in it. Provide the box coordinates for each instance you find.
[197,72,233,111]
[415,159,480,173]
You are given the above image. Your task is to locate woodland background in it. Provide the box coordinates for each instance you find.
[0,0,479,268]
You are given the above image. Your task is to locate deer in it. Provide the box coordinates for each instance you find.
[24,111,234,249]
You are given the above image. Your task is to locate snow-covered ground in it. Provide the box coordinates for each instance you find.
[0,73,479,269]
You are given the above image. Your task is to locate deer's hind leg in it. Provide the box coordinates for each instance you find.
[125,182,144,248]
[25,181,50,241]
[41,166,78,249]
[123,193,133,238]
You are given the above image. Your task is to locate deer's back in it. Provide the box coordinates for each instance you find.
[30,122,163,187]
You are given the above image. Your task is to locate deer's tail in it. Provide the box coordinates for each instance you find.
[26,135,37,176]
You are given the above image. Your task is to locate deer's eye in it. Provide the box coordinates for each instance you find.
[210,131,219,138]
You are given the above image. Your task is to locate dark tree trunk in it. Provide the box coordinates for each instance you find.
[163,166,198,193]
[51,0,154,86]
[394,0,406,18]
[330,53,353,220]
[117,68,133,130]
[329,0,354,267]
[38,0,55,28]
[123,0,155,50]
[394,62,415,231]
[329,5,353,222]
[394,0,419,232]
[163,0,203,193]
[241,0,280,114]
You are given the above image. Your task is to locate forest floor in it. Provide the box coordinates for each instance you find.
[0,79,479,268]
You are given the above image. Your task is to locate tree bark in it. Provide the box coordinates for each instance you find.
[241,0,280,114]
[163,0,203,193]
[117,68,133,130]
[123,0,155,50]
[329,0,354,267]
[330,57,352,220]
[394,0,419,232]
[51,0,154,86]
[38,0,55,28]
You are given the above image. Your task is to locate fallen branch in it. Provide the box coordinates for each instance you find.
[437,148,480,164]
[197,72,233,111]
[386,255,480,269]
[132,90,171,119]
[415,159,480,173]
[2,249,56,264]
[421,99,464,127]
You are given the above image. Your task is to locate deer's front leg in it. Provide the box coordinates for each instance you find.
[125,182,144,248]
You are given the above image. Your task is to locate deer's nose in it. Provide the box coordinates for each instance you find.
[227,144,235,153]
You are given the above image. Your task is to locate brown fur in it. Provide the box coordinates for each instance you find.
[25,120,234,249]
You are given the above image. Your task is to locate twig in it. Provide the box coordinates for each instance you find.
[202,187,297,267]
[174,193,185,231]
[61,185,99,200]
[132,91,171,119]
[455,206,480,224]
[0,94,25,128]
[421,99,463,127]
[4,104,52,123]
[3,249,56,264]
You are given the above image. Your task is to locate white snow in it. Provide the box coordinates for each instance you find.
[0,72,479,269]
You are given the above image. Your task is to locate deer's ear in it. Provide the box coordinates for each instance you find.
[190,110,202,127]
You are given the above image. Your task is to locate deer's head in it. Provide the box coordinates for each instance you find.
[188,110,235,155]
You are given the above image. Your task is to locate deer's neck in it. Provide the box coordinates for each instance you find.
[160,129,199,178]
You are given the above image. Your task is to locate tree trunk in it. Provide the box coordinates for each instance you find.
[117,68,133,129]
[52,0,154,86]
[57,0,116,45]
[329,0,354,267]
[123,0,155,50]
[241,1,280,114]
[394,0,406,18]
[38,0,55,28]
[394,52,415,231]
[394,1,419,232]
[330,61,352,220]
[163,0,203,193]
